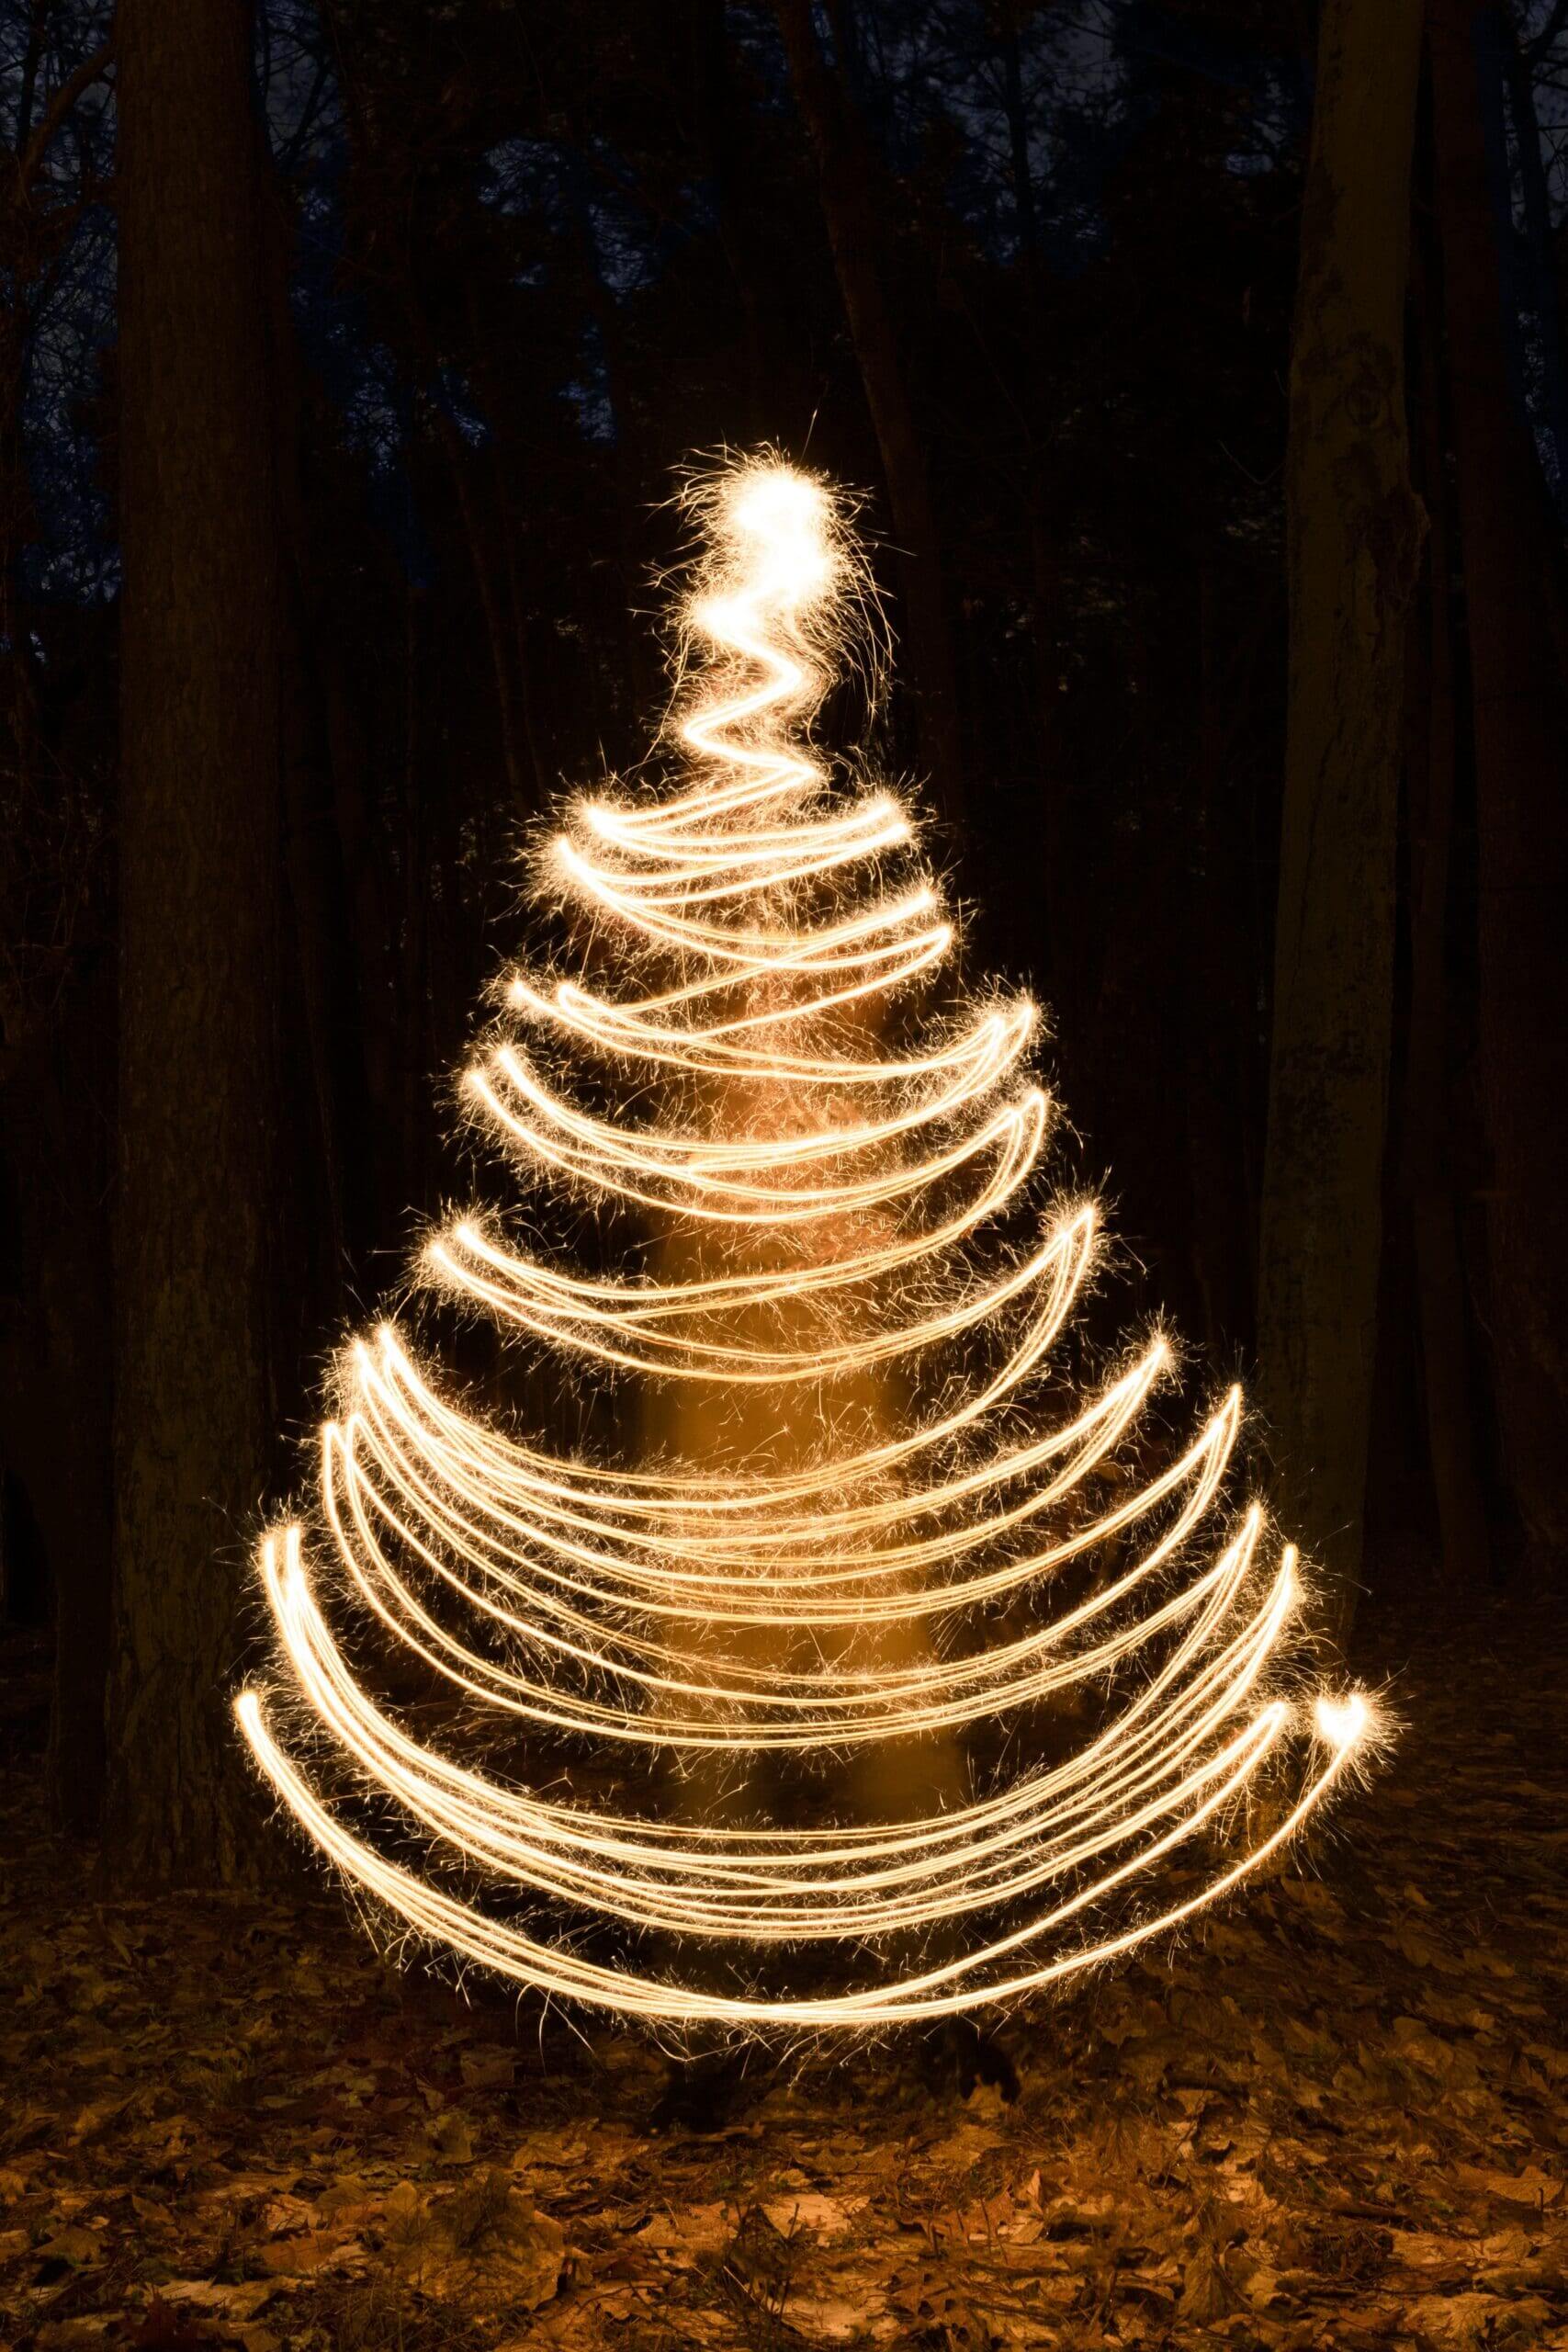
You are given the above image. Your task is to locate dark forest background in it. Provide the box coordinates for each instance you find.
[3,0,1567,1878]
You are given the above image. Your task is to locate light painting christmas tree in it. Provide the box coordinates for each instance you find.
[236,455,1373,2028]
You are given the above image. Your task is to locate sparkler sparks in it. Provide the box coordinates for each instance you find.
[235,454,1373,2024]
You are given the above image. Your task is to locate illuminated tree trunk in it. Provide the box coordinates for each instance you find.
[106,0,281,1882]
[1255,0,1425,1637]
[1428,0,1568,1566]
[647,1060,964,1899]
[773,0,964,822]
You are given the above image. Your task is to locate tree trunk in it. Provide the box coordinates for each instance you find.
[264,168,379,1295]
[1429,0,1568,1568]
[0,973,114,1831]
[1184,559,1258,1357]
[106,0,281,1882]
[773,0,964,824]
[1403,164,1491,1587]
[434,411,535,818]
[992,0,1085,1035]
[1254,0,1426,1640]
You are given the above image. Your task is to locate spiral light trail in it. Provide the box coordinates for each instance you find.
[236,456,1373,2025]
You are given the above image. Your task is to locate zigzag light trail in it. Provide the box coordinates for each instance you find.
[236,455,1372,2025]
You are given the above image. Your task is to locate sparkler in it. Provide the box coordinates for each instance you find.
[236,455,1373,2024]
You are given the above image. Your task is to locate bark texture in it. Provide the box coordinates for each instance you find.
[1428,0,1568,1566]
[1403,180,1490,1588]
[106,0,281,1881]
[0,973,114,1830]
[1254,0,1426,1635]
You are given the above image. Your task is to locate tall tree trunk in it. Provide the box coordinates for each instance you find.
[773,0,964,824]
[1254,0,1426,1640]
[992,0,1082,1032]
[400,582,434,1203]
[434,412,536,818]
[0,972,114,1831]
[264,166,378,1293]
[1403,161,1491,1586]
[1428,0,1568,1569]
[106,0,281,1882]
[1184,559,1258,1356]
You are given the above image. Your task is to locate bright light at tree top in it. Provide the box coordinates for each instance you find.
[234,453,1375,2027]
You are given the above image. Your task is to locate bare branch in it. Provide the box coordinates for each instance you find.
[15,38,114,203]
[1523,0,1568,65]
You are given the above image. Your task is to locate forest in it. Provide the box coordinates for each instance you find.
[2,3,1567,2350]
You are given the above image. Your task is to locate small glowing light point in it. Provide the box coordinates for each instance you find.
[236,455,1372,2025]
[1314,1691,1371,1750]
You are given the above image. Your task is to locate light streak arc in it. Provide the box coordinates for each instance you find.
[235,455,1374,2023]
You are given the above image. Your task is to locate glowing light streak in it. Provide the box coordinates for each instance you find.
[342,1336,1214,1607]
[319,1407,1249,1733]
[238,1679,1363,2025]
[236,455,1375,2023]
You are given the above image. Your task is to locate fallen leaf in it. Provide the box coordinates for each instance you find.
[1403,2290,1536,2350]
[636,2201,730,2255]
[790,2286,890,2342]
[1453,2161,1562,2211]
[160,2282,279,2320]
[36,2223,100,2267]
[424,2109,476,2164]
[255,2231,343,2276]
[459,2048,514,2092]
[313,2176,372,2219]
[761,2191,863,2239]
[512,2128,591,2171]
[1179,2249,1232,2324]
[392,2170,564,2310]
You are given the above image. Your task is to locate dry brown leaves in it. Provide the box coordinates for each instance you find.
[1,1588,1566,2352]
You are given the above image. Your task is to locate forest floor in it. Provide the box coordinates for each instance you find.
[2,1583,1566,2352]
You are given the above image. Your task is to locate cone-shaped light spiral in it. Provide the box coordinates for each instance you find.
[235,456,1372,2026]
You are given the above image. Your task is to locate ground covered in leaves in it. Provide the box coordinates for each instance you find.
[3,1587,1566,2352]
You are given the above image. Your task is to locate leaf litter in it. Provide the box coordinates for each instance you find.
[0,1589,1565,2350]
